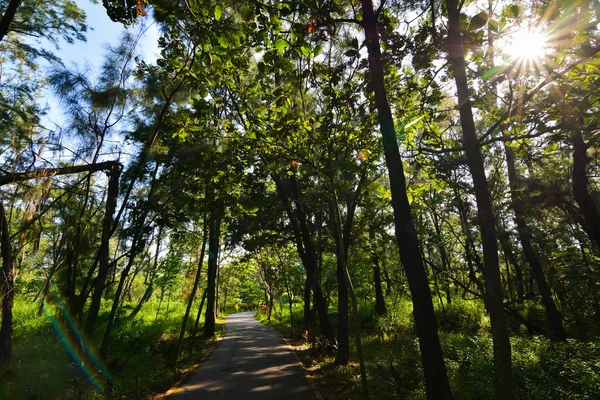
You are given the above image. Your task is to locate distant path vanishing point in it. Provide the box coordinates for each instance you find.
[168,311,317,400]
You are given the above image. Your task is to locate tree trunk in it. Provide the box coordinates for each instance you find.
[303,274,311,327]
[128,226,163,320]
[573,131,600,247]
[275,247,295,337]
[372,255,386,316]
[0,0,21,43]
[273,173,336,345]
[175,204,208,362]
[100,166,161,357]
[0,202,14,369]
[84,164,121,338]
[330,186,369,398]
[446,1,513,397]
[360,1,453,399]
[497,228,525,303]
[432,211,452,305]
[267,288,274,322]
[204,200,223,337]
[329,198,349,365]
[189,288,207,353]
[503,135,566,340]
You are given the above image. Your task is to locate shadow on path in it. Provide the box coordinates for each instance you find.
[169,311,316,400]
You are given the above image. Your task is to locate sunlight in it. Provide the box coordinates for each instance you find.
[506,28,548,60]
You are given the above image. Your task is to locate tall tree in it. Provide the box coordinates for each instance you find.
[445,0,513,397]
[359,1,453,398]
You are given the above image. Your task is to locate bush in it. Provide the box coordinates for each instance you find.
[437,299,486,334]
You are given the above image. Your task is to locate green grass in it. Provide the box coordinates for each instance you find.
[2,297,226,399]
[256,299,600,400]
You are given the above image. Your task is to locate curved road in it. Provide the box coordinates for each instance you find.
[169,311,316,400]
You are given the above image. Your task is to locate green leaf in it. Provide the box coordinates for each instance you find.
[469,12,488,30]
[275,39,290,51]
[314,44,323,57]
[214,5,222,21]
[488,19,500,33]
[509,4,520,18]
[300,45,311,57]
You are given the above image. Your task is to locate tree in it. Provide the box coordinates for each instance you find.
[359,1,453,398]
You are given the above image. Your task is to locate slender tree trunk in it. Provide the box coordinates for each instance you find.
[84,165,121,338]
[329,198,349,365]
[204,200,223,337]
[128,226,163,320]
[175,204,208,362]
[189,288,207,352]
[303,274,311,327]
[573,132,600,247]
[274,173,336,345]
[497,228,524,302]
[279,253,295,337]
[0,202,14,369]
[372,255,386,315]
[100,168,161,357]
[0,0,22,43]
[503,135,566,340]
[446,1,513,397]
[330,187,369,398]
[432,211,452,305]
[360,1,452,398]
[268,288,274,321]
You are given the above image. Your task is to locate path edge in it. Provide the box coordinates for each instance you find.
[155,322,227,399]
[257,316,325,400]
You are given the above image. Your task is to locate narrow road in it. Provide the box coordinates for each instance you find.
[169,311,317,399]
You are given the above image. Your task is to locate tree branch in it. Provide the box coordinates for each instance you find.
[0,161,118,187]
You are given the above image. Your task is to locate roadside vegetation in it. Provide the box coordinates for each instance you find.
[258,300,600,399]
[3,296,226,399]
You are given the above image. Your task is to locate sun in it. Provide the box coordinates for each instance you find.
[506,28,549,60]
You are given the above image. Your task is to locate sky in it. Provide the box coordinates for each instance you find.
[40,0,160,128]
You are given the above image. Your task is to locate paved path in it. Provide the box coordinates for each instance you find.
[169,311,316,400]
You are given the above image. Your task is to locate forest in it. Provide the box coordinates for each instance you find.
[0,0,599,399]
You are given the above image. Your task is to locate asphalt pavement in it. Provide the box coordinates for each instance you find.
[168,311,317,400]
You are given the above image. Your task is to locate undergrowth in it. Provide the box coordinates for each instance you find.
[1,298,226,399]
[257,298,600,400]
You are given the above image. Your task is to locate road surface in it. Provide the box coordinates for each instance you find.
[169,311,317,399]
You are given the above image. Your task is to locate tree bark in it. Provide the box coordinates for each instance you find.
[329,197,349,365]
[372,255,386,316]
[100,163,161,357]
[497,228,524,303]
[189,288,207,352]
[272,173,336,345]
[275,247,295,337]
[204,200,223,337]
[0,161,118,187]
[0,0,22,43]
[84,164,121,338]
[128,226,163,320]
[446,0,513,397]
[175,198,209,362]
[360,1,452,398]
[573,132,600,247]
[503,135,566,340]
[0,202,14,369]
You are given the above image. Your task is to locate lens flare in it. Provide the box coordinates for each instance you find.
[44,281,122,393]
